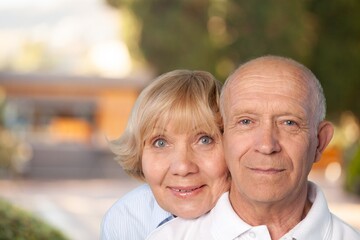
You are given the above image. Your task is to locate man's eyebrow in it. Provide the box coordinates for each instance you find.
[229,106,259,115]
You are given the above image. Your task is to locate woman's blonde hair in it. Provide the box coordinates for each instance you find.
[111,69,223,180]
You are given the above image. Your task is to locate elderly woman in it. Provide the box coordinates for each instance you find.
[101,70,230,239]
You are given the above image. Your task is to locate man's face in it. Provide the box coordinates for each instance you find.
[223,60,319,206]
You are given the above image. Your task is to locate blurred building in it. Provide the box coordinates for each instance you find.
[0,72,149,178]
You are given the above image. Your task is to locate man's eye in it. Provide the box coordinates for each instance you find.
[284,120,297,126]
[199,135,213,145]
[239,119,251,125]
[153,139,167,148]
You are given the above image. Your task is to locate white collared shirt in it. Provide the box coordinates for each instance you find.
[101,184,172,240]
[147,182,360,240]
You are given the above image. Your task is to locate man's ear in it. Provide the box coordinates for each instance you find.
[314,121,334,163]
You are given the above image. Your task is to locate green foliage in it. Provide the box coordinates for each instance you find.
[221,0,315,73]
[108,0,314,81]
[0,198,69,240]
[106,0,360,119]
[308,0,360,119]
[128,0,218,77]
[345,143,360,195]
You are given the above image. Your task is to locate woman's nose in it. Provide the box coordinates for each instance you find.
[169,146,199,176]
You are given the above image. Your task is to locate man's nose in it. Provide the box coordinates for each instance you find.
[169,146,199,176]
[254,123,281,154]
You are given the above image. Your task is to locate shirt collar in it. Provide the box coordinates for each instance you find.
[290,181,332,240]
[210,182,332,240]
[151,197,173,230]
[211,192,255,239]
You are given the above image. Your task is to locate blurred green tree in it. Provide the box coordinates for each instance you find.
[308,0,360,119]
[106,0,360,119]
[107,0,315,81]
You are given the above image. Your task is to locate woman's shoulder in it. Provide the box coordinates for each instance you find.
[100,184,170,240]
[120,184,153,200]
[107,184,154,214]
[103,184,155,230]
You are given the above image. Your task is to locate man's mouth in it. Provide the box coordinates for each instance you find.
[249,168,285,174]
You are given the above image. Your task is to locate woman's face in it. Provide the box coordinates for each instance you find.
[142,122,229,218]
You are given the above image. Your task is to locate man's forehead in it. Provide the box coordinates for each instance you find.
[224,63,313,116]
[227,60,311,98]
[228,75,310,99]
[233,58,306,79]
[228,96,308,114]
[232,60,307,83]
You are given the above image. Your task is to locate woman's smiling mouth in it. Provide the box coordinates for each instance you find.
[168,185,205,197]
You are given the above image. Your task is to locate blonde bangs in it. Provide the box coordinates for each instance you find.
[143,99,221,141]
[139,73,222,142]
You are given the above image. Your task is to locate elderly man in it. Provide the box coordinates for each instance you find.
[146,56,360,240]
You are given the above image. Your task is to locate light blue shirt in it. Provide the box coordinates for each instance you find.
[101,184,173,240]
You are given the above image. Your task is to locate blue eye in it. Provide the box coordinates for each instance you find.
[239,119,251,125]
[199,135,213,145]
[284,120,297,126]
[153,138,167,148]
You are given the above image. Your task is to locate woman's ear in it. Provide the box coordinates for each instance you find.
[314,121,334,163]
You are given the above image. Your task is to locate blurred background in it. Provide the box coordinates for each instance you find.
[0,0,359,239]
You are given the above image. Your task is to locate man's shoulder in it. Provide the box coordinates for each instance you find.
[330,214,360,239]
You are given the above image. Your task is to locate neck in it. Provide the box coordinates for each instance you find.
[229,184,312,240]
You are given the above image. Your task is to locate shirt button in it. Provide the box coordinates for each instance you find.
[249,231,256,238]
